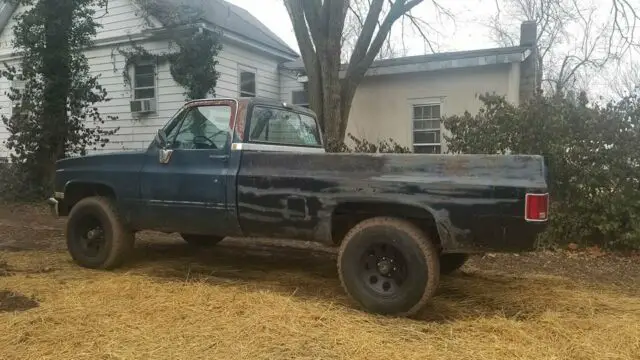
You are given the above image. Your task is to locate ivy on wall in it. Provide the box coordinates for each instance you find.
[117,0,222,105]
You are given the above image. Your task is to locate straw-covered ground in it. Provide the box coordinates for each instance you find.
[0,204,638,360]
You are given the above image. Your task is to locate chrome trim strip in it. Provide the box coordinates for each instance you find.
[231,142,325,154]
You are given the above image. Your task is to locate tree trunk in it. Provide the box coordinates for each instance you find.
[41,0,73,190]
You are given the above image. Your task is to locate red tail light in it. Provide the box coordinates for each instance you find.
[525,193,549,222]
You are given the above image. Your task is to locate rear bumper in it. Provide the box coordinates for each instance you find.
[501,218,549,252]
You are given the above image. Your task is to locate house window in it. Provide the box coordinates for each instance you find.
[133,63,156,100]
[412,104,441,154]
[292,82,309,108]
[11,78,25,116]
[239,67,256,97]
[292,90,309,108]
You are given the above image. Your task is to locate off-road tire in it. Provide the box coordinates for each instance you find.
[181,234,224,247]
[439,253,470,275]
[337,217,440,317]
[66,196,135,270]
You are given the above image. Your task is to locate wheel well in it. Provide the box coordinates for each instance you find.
[60,183,116,216]
[331,202,440,247]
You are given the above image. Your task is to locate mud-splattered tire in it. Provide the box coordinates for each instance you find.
[337,217,440,317]
[180,234,224,247]
[439,253,470,275]
[66,196,135,270]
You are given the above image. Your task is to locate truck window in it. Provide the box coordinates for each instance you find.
[168,105,232,150]
[248,106,321,147]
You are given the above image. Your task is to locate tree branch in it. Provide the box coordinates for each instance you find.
[347,0,384,66]
[284,0,317,69]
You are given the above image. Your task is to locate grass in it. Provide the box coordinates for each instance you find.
[1,246,639,360]
[0,204,638,359]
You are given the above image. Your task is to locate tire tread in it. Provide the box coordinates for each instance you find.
[337,216,440,317]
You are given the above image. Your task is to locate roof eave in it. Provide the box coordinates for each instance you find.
[365,49,530,77]
[282,48,531,77]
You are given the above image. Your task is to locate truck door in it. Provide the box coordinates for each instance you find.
[137,100,241,236]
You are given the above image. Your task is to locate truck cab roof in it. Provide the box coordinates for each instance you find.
[183,97,316,119]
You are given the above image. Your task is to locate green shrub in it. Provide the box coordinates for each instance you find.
[330,133,412,153]
[444,92,640,250]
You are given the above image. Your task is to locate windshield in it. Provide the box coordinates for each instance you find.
[248,106,322,147]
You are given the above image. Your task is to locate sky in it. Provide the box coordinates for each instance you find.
[225,0,639,99]
[226,0,499,56]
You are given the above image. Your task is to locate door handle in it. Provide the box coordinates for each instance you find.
[209,154,229,163]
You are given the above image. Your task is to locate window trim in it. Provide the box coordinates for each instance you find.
[246,104,323,149]
[411,102,443,154]
[132,60,157,101]
[238,64,257,98]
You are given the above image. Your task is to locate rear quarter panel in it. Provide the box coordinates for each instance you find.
[236,152,548,252]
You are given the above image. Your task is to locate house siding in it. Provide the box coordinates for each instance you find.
[345,63,514,153]
[0,0,285,157]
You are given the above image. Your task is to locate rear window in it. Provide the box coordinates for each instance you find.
[248,106,322,147]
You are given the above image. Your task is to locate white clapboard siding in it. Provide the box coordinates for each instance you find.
[0,0,290,157]
[0,0,152,58]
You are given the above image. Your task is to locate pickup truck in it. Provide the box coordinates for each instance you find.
[47,97,549,317]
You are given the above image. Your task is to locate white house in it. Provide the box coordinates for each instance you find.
[0,0,539,158]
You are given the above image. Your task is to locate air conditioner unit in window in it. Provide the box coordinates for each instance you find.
[130,99,156,114]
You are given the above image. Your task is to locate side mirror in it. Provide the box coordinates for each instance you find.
[155,129,168,149]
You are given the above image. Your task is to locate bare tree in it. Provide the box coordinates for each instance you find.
[341,0,447,63]
[487,0,640,95]
[609,58,640,98]
[284,0,448,146]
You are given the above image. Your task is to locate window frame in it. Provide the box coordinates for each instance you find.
[411,102,442,154]
[162,104,234,152]
[246,104,323,149]
[238,64,257,98]
[132,60,157,101]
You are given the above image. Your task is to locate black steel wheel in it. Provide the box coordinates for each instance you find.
[180,234,224,247]
[66,197,134,270]
[338,217,440,316]
[439,253,470,275]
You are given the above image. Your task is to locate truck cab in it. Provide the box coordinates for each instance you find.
[131,98,323,238]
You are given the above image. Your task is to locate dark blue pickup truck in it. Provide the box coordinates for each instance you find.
[47,97,549,316]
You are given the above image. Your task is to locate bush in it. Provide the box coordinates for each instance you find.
[0,162,44,202]
[444,92,640,250]
[330,133,411,153]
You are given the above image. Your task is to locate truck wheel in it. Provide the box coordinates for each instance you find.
[66,196,134,270]
[180,234,224,247]
[439,253,470,275]
[337,217,440,317]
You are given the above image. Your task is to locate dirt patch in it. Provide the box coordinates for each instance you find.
[0,260,10,276]
[468,251,640,294]
[0,290,39,313]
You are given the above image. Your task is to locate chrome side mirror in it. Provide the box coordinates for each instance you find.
[159,148,173,164]
[155,129,173,164]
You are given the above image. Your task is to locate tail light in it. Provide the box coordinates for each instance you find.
[525,193,549,222]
